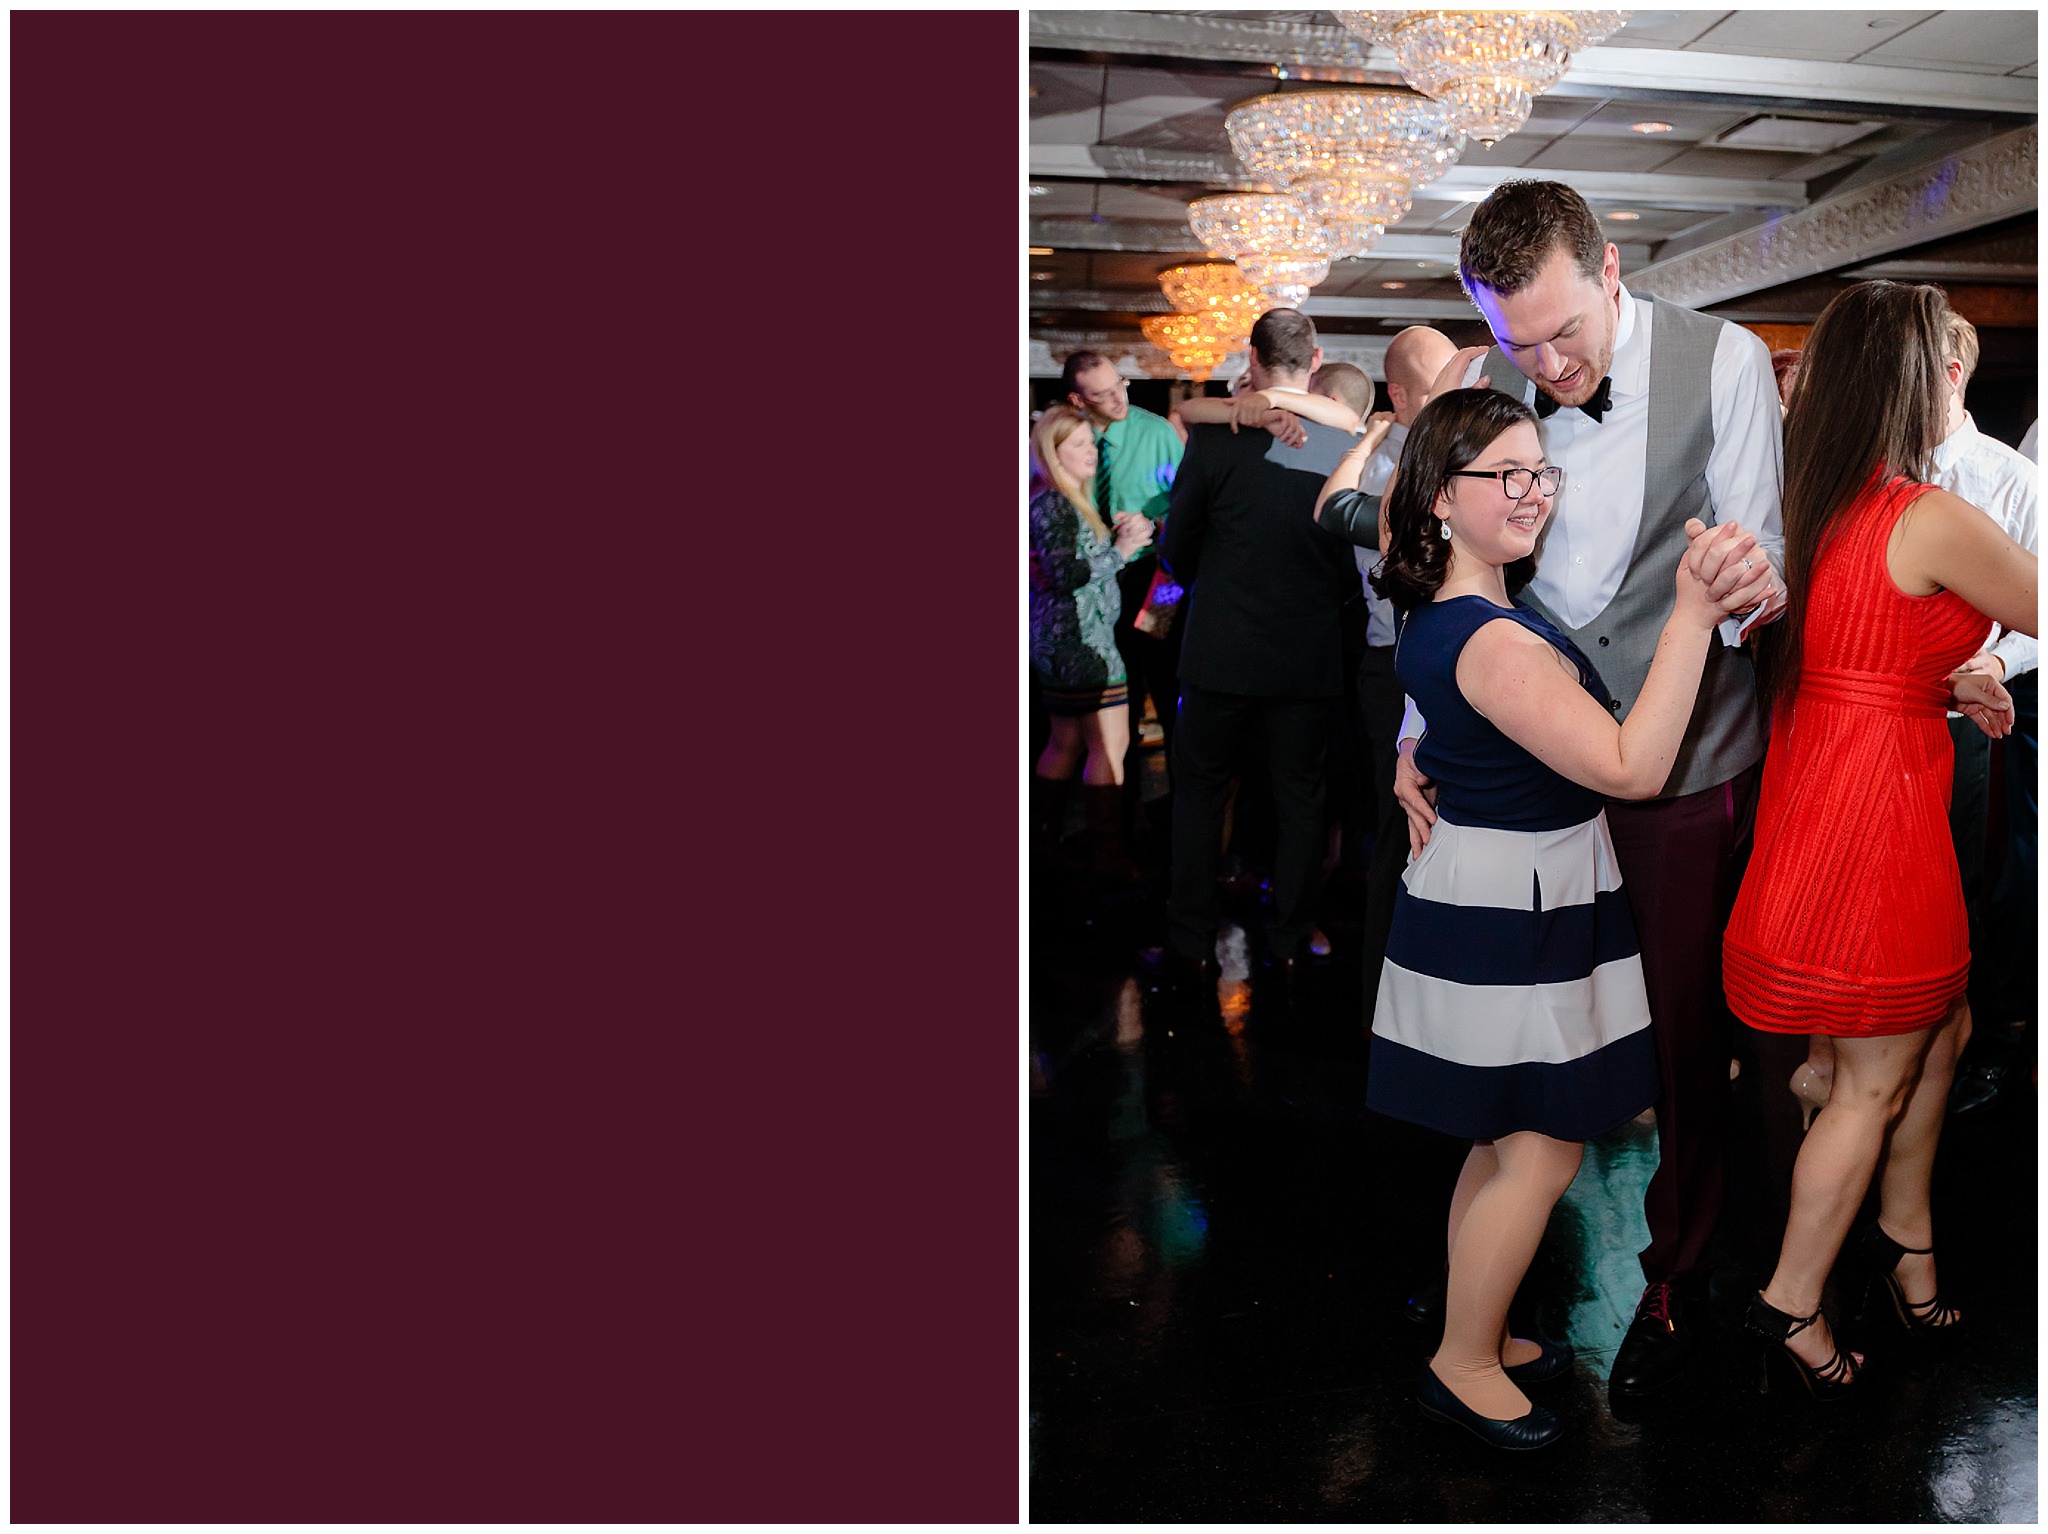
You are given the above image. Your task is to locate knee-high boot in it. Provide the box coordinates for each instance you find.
[1083,782,1153,885]
[1031,773,1082,872]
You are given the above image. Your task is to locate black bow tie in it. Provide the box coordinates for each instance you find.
[1535,374,1613,424]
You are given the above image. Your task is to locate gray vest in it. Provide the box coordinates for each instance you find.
[1482,297,1766,799]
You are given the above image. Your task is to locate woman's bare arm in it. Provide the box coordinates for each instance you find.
[1890,488,2039,638]
[1457,566,1721,799]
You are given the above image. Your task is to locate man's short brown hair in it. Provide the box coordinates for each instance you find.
[1059,349,1114,399]
[1310,361,1371,417]
[1250,307,1318,375]
[1459,180,1606,301]
[1945,313,1980,402]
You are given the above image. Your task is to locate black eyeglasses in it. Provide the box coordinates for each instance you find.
[1447,466,1563,501]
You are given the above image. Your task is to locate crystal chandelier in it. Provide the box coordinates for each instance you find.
[1155,262,1270,341]
[1140,314,1238,383]
[1187,194,1333,308]
[1334,11,1630,147]
[1225,88,1466,259]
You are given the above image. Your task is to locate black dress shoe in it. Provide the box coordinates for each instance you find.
[1948,1062,2007,1117]
[1415,1366,1561,1450]
[1608,1280,1699,1398]
[1503,1338,1575,1386]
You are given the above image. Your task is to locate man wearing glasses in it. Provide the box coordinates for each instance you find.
[1062,351,1187,828]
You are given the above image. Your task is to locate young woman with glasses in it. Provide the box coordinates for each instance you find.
[1343,387,1721,1449]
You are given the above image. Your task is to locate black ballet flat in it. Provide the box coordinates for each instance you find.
[1415,1365,1562,1450]
[1502,1338,1575,1386]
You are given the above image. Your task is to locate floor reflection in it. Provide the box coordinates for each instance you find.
[1030,879,2039,1523]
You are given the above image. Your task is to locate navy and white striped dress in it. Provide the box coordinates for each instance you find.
[1369,595,1658,1142]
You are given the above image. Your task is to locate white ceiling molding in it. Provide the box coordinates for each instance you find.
[1032,143,1809,213]
[1628,125,2038,307]
[1028,11,2039,115]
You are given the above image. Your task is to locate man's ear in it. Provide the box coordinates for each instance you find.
[1602,242,1621,292]
[1309,346,1324,374]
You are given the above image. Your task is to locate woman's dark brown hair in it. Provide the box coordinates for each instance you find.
[1370,388,1541,611]
[1757,279,1953,705]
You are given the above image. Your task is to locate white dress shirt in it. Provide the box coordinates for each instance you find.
[2019,419,2038,464]
[1354,420,1407,648]
[1928,411,2038,682]
[1401,286,1788,742]
[1506,287,1786,644]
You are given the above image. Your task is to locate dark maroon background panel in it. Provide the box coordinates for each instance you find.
[13,11,1020,1521]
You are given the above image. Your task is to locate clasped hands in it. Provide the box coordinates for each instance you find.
[1681,516,1775,617]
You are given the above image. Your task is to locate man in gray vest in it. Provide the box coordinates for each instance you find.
[1393,180,1786,1401]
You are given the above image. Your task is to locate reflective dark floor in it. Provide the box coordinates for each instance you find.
[1028,792,2039,1523]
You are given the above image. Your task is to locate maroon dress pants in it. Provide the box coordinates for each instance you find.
[1602,763,1761,1284]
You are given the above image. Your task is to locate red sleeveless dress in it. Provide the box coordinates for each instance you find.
[1724,475,1992,1036]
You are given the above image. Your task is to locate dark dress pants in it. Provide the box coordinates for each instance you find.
[1602,763,1760,1284]
[1169,682,1330,962]
[1980,673,2038,1022]
[1355,644,1405,840]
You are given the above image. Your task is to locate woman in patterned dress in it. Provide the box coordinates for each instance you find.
[1358,387,1721,1449]
[1028,404,1153,874]
[1725,281,2036,1397]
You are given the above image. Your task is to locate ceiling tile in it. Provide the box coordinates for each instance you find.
[1689,10,1937,62]
[1523,137,1695,173]
[1455,136,1549,170]
[1031,62,1104,119]
[1570,100,1756,143]
[1601,10,1737,48]
[1652,145,1829,179]
[2013,61,2039,78]
[1859,10,2039,72]
[1027,182,1100,216]
[1033,106,1104,147]
[1771,152,1859,182]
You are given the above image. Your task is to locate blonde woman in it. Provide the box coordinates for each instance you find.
[1029,404,1155,878]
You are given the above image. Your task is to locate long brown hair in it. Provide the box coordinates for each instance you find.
[1029,404,1110,543]
[1759,280,1953,704]
[1370,388,1540,610]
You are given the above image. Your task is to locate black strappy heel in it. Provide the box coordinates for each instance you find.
[1852,1222,1962,1334]
[1744,1292,1862,1399]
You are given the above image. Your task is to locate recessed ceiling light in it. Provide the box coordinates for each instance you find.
[1031,271,1055,281]
[1029,246,1054,255]
[1381,280,1408,290]
[1416,262,1432,269]
[1606,210,1642,221]
[1630,121,1674,134]
[1029,185,1048,198]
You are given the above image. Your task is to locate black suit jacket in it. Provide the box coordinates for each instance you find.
[1162,419,1357,697]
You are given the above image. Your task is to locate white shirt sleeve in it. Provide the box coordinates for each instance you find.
[1985,468,2039,681]
[1399,695,1425,746]
[2021,419,2039,464]
[1706,323,1787,645]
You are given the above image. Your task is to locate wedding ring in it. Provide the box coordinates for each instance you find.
[1741,558,1754,571]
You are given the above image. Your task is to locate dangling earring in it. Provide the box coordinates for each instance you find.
[1438,518,1452,541]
